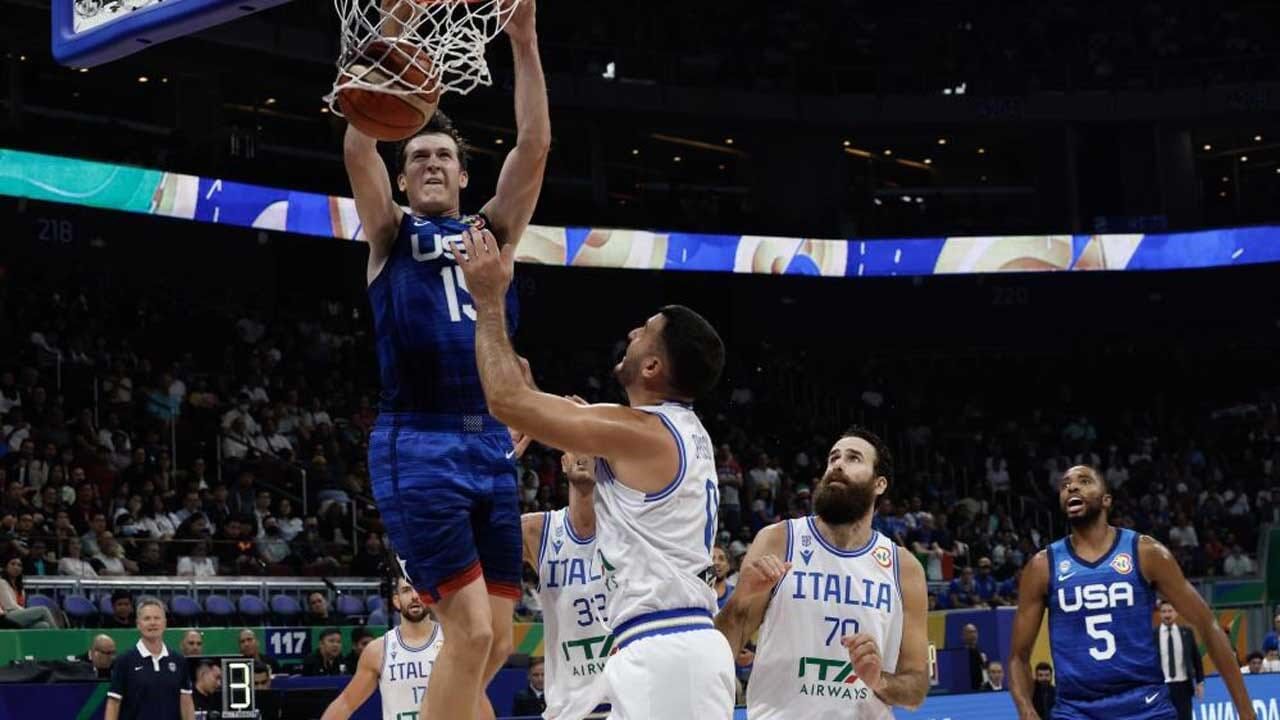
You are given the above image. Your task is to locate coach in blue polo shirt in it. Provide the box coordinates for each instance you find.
[105,597,194,720]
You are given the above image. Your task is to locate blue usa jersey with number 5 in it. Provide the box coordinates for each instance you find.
[368,213,518,414]
[1047,528,1167,706]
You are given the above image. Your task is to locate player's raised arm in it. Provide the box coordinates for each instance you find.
[320,636,384,720]
[714,522,787,656]
[454,229,711,495]
[344,126,404,280]
[857,549,929,710]
[1008,550,1050,720]
[521,511,547,570]
[1139,535,1256,720]
[478,0,550,249]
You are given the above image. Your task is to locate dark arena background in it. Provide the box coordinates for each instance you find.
[0,1,1279,718]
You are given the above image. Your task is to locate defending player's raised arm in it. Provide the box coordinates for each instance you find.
[715,522,788,657]
[864,549,929,710]
[320,636,384,720]
[1139,535,1256,720]
[478,0,550,249]
[521,511,547,571]
[1008,550,1050,720]
[344,126,404,275]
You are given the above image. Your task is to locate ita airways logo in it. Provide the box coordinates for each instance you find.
[872,546,893,569]
[1110,553,1133,575]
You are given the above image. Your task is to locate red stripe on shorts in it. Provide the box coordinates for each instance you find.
[418,560,484,606]
[486,579,521,601]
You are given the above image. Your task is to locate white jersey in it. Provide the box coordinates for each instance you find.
[535,508,612,719]
[747,518,904,720]
[593,402,719,636]
[379,623,443,720]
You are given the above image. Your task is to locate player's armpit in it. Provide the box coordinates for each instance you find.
[714,522,786,656]
[872,550,929,710]
[1008,550,1050,720]
[1139,536,1257,720]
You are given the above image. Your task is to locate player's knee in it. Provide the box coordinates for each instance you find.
[486,629,514,666]
[449,617,495,660]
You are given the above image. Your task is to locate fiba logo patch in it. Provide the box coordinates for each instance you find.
[1058,560,1072,575]
[1110,553,1133,575]
[872,546,893,569]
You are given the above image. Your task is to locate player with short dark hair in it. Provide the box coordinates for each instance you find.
[455,229,735,717]
[320,573,449,720]
[341,0,549,719]
[1008,465,1254,720]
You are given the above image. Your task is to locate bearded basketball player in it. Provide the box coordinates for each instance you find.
[716,427,929,719]
[1008,465,1254,720]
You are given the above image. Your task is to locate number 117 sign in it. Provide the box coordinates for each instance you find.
[266,627,312,659]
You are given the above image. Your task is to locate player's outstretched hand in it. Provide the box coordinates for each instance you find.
[841,633,883,693]
[454,228,515,307]
[561,450,594,486]
[509,428,533,459]
[501,0,536,43]
[737,554,790,599]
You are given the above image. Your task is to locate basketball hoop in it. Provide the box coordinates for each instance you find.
[324,0,520,114]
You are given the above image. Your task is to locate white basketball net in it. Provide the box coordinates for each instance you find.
[325,0,521,111]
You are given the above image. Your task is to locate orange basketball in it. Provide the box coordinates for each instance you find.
[337,39,441,142]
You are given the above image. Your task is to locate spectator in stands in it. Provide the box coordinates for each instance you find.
[348,533,387,578]
[982,660,1006,691]
[1241,652,1264,675]
[274,498,302,542]
[344,627,373,669]
[216,516,260,575]
[712,545,734,610]
[83,634,117,679]
[24,539,51,576]
[716,445,744,534]
[305,591,335,626]
[94,532,138,576]
[238,629,281,674]
[105,590,135,629]
[1223,544,1256,577]
[58,538,98,577]
[80,512,107,557]
[511,656,547,717]
[141,495,177,540]
[1263,614,1280,657]
[0,552,59,627]
[258,516,293,568]
[949,566,981,608]
[128,538,158,573]
[962,624,988,691]
[176,541,217,577]
[1032,662,1056,716]
[191,662,222,714]
[204,485,232,532]
[293,518,341,575]
[301,627,349,675]
[181,630,204,657]
[974,557,1000,606]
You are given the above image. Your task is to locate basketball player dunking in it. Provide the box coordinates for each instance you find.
[320,573,443,720]
[342,0,548,718]
[1008,465,1254,720]
[521,450,611,719]
[454,229,735,718]
[717,428,930,719]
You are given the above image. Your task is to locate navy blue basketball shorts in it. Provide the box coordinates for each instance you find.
[369,412,522,605]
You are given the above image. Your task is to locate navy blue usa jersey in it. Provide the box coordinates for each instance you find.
[1047,528,1164,704]
[367,213,518,414]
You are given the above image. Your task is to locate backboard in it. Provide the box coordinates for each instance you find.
[52,0,292,68]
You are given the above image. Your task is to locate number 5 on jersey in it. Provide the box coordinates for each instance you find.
[1085,613,1116,660]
